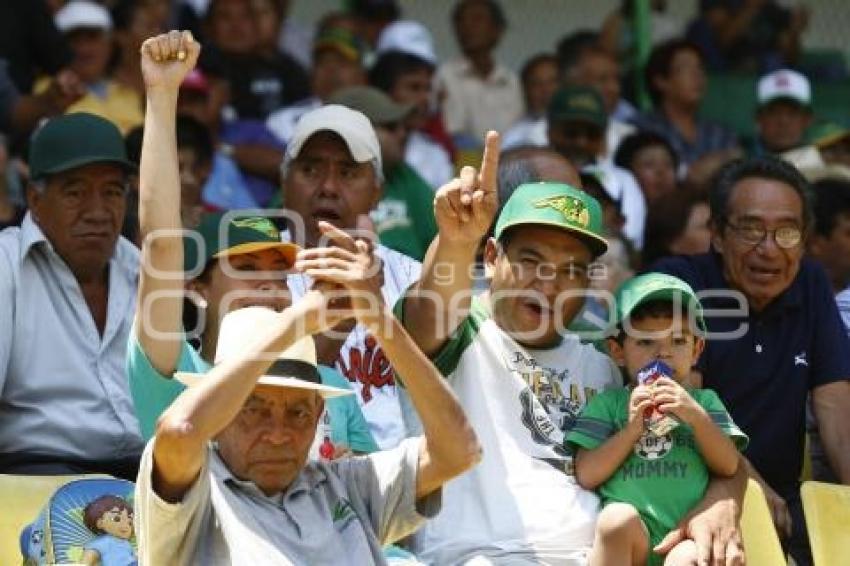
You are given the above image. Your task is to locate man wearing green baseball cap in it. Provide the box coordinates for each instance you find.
[0,111,143,478]
[396,131,623,563]
[397,132,748,564]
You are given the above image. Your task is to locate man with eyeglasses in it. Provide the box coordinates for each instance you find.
[653,156,850,566]
[0,112,144,479]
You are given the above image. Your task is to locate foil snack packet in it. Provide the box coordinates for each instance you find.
[637,359,680,436]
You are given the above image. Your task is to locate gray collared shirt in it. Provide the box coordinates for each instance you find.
[135,437,440,565]
[0,212,143,463]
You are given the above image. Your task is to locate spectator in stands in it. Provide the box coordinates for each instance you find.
[279,104,421,449]
[135,300,477,562]
[653,157,850,565]
[0,112,143,479]
[547,85,647,249]
[202,0,309,120]
[42,1,144,134]
[614,131,679,203]
[501,53,560,151]
[809,123,850,169]
[177,67,284,209]
[266,23,367,146]
[809,178,850,314]
[123,115,211,243]
[687,0,808,73]
[634,39,739,168]
[110,0,166,101]
[129,35,377,463]
[331,86,437,262]
[371,21,454,190]
[399,134,748,564]
[565,45,636,163]
[642,190,711,268]
[437,0,523,144]
[752,69,813,156]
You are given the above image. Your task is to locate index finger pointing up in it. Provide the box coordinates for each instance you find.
[478,130,501,195]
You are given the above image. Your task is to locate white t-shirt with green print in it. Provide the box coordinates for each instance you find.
[399,297,622,565]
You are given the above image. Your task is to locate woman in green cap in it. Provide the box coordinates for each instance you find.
[128,30,376,455]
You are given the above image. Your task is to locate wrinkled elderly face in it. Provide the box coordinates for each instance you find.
[757,100,812,153]
[282,132,381,246]
[217,385,323,496]
[486,225,593,349]
[28,163,127,277]
[714,177,805,312]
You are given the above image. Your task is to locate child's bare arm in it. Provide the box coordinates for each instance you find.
[652,378,739,477]
[575,386,654,489]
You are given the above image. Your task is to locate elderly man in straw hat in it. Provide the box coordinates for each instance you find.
[134,31,480,566]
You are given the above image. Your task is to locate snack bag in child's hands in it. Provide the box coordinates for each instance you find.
[637,360,680,436]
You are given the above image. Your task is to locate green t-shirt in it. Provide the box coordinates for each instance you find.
[371,162,437,261]
[567,387,748,548]
[127,334,378,453]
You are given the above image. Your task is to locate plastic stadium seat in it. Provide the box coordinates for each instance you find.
[742,479,787,565]
[0,473,106,565]
[801,481,850,566]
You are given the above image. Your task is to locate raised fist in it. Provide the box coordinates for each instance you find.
[140,30,201,92]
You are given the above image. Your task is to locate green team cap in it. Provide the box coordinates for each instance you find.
[613,272,705,332]
[28,112,136,180]
[494,181,608,257]
[183,213,299,274]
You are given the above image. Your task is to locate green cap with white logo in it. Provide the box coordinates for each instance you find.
[613,272,705,331]
[494,181,608,257]
[183,213,300,274]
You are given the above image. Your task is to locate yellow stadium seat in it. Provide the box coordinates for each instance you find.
[0,474,106,565]
[742,479,787,565]
[801,481,850,566]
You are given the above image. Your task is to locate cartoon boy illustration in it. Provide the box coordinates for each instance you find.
[81,495,137,566]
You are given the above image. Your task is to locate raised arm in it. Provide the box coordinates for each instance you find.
[153,291,344,502]
[296,220,482,500]
[134,31,200,375]
[402,132,500,356]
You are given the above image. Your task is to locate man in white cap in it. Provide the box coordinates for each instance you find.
[44,0,143,133]
[371,20,454,190]
[279,103,422,451]
[753,69,813,156]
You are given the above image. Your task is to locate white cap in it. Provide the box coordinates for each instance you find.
[376,20,437,66]
[758,69,811,108]
[55,0,112,33]
[175,307,353,398]
[287,104,383,173]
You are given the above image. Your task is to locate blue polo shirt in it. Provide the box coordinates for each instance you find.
[651,252,850,497]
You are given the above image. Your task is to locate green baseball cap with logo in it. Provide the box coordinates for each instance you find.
[547,85,607,130]
[183,214,300,274]
[494,181,608,257]
[28,112,137,180]
[612,272,705,332]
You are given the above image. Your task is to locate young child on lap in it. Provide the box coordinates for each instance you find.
[567,273,748,566]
